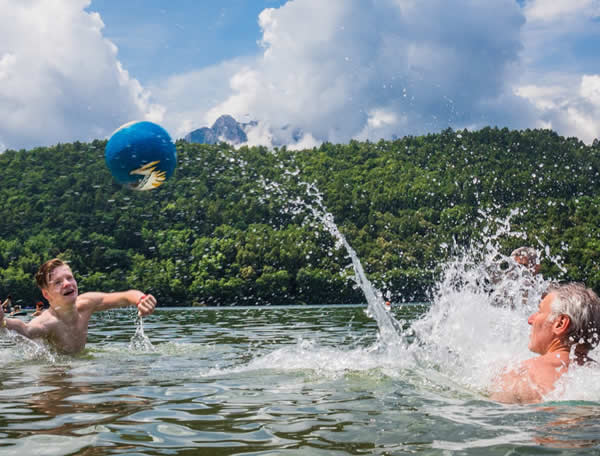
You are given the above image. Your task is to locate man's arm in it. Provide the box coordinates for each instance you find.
[78,290,156,316]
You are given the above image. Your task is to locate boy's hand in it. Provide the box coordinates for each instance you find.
[136,294,157,317]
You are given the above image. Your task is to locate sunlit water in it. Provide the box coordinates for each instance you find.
[2,301,600,455]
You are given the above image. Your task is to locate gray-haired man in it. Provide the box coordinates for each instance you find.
[491,282,600,403]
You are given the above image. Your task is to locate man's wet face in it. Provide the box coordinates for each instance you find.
[528,293,556,354]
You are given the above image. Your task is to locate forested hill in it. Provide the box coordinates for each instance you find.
[1,127,599,307]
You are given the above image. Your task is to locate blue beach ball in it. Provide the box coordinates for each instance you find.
[105,121,177,191]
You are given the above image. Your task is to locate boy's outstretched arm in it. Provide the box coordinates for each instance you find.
[0,306,48,339]
[79,290,157,316]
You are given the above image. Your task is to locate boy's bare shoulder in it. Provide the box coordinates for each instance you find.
[75,292,105,312]
[30,308,57,324]
[20,309,59,339]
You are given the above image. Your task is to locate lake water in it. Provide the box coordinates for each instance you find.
[2,204,600,455]
[2,303,600,455]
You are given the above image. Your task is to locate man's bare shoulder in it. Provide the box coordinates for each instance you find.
[491,360,542,403]
[528,353,568,376]
[491,355,568,404]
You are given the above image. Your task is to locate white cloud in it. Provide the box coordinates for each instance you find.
[581,74,600,105]
[515,74,600,143]
[244,121,274,148]
[287,132,320,151]
[2,0,599,150]
[354,108,407,141]
[512,0,600,144]
[172,0,532,147]
[149,58,253,140]
[0,0,162,150]
[523,0,600,23]
[520,0,600,64]
[367,109,399,130]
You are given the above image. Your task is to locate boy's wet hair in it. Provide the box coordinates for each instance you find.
[35,258,69,290]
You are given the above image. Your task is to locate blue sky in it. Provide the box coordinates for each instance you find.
[86,0,288,84]
[1,0,599,151]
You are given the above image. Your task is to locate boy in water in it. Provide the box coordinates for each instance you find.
[0,258,156,354]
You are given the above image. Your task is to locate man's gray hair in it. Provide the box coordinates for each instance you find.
[549,282,600,349]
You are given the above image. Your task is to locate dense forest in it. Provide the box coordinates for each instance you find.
[1,127,599,307]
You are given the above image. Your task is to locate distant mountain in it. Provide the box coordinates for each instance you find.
[185,115,257,145]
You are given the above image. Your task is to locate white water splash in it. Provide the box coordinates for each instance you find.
[302,183,406,349]
[256,175,600,402]
[128,316,155,352]
[260,173,407,349]
[0,330,58,363]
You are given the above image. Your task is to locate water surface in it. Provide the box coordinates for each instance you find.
[2,305,600,455]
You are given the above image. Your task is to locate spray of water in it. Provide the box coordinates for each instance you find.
[259,171,600,401]
[260,172,406,349]
[408,211,552,393]
[302,183,406,348]
[0,330,57,362]
[128,315,155,352]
